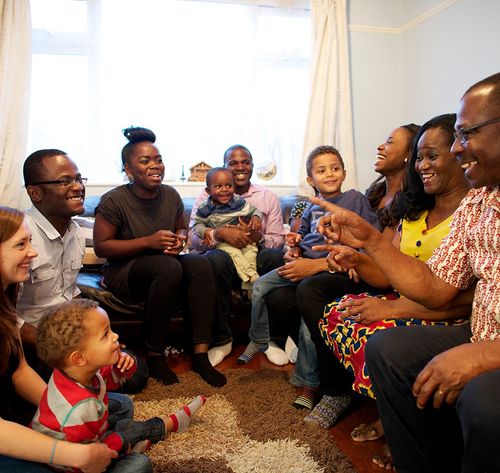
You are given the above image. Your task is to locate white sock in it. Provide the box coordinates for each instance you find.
[207,341,232,367]
[264,341,289,366]
[285,336,298,364]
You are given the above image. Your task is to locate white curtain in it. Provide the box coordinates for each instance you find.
[298,0,355,196]
[0,0,31,208]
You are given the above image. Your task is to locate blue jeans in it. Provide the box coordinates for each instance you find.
[289,319,321,388]
[0,451,152,473]
[108,453,152,473]
[206,248,284,346]
[266,271,369,394]
[249,268,297,344]
[114,417,165,446]
[0,456,52,472]
[108,392,134,429]
[108,393,165,448]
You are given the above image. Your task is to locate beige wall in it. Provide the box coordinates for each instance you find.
[348,0,500,191]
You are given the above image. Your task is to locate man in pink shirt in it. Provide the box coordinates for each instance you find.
[189,145,285,366]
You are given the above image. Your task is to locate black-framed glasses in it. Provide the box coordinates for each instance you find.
[28,176,88,187]
[454,117,500,145]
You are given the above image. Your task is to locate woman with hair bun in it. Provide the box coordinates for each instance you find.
[93,127,226,387]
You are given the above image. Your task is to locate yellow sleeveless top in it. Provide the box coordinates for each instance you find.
[399,210,453,262]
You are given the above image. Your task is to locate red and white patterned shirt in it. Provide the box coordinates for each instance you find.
[428,186,500,342]
[31,364,136,471]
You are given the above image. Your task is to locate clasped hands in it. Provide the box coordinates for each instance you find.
[212,215,262,249]
[146,230,187,255]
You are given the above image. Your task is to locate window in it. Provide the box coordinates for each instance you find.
[29,0,311,185]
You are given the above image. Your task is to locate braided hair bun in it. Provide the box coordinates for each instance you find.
[122,126,156,144]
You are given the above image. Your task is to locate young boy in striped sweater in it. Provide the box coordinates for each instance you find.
[31,299,206,472]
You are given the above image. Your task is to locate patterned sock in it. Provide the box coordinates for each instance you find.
[169,395,207,433]
[304,394,351,429]
[236,341,268,365]
[192,352,227,387]
[292,386,319,410]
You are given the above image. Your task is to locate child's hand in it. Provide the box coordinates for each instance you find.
[239,216,263,243]
[285,232,302,247]
[248,215,262,232]
[323,245,360,272]
[284,246,301,261]
[115,348,136,373]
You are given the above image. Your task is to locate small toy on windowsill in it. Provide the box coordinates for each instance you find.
[188,161,212,182]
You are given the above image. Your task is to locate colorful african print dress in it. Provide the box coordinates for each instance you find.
[319,211,468,398]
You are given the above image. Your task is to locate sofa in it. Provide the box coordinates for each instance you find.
[76,193,308,347]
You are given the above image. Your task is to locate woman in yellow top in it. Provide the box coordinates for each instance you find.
[313,114,473,467]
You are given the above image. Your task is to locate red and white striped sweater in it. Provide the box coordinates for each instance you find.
[31,364,136,471]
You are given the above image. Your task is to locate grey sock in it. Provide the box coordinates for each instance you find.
[304,394,351,429]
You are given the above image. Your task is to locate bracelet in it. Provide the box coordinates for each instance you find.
[49,439,58,465]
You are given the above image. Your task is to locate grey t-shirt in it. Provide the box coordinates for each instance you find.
[95,184,184,298]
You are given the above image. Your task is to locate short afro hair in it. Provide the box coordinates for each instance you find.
[36,299,99,369]
[305,145,344,177]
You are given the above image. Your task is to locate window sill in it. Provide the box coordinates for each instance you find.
[85,181,301,198]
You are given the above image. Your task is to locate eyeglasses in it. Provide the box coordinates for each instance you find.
[29,176,88,187]
[454,117,500,145]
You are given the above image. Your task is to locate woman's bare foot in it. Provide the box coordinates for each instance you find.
[372,443,394,470]
[351,418,384,442]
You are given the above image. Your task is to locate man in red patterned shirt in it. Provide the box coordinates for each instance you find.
[312,72,500,473]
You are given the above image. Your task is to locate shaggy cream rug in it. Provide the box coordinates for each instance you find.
[132,369,356,473]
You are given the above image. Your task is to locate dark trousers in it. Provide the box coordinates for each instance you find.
[366,324,500,473]
[206,247,284,346]
[129,253,216,351]
[267,271,377,395]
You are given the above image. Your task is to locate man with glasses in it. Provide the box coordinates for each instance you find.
[312,72,500,472]
[17,150,148,393]
[18,149,87,346]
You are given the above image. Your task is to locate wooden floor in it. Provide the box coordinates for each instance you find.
[167,344,386,473]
